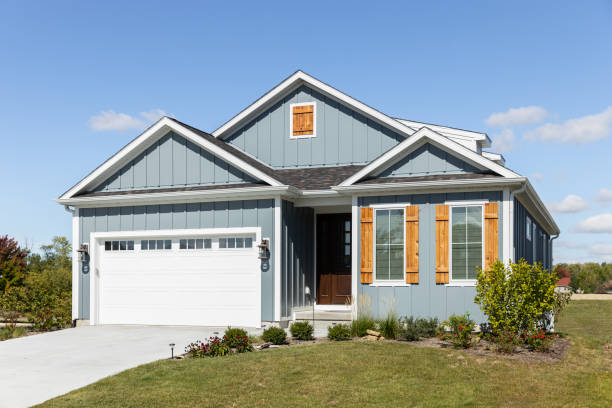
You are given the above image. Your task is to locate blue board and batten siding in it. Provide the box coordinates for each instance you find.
[226,85,404,168]
[280,201,315,318]
[514,199,552,270]
[94,131,256,192]
[78,200,275,320]
[358,191,503,323]
[379,143,482,178]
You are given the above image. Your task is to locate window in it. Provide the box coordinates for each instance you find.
[451,206,483,281]
[290,103,316,138]
[526,217,532,241]
[104,240,134,251]
[374,209,404,281]
[141,239,171,250]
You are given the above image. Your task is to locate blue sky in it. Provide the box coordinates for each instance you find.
[1,1,611,263]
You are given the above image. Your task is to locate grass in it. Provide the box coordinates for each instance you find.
[39,301,612,408]
[0,326,28,341]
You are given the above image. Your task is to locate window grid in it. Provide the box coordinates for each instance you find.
[374,208,405,281]
[450,206,483,281]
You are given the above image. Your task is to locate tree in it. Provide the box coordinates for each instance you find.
[0,235,28,294]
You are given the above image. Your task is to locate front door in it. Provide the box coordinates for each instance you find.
[316,214,352,305]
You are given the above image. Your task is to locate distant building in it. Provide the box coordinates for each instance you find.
[555,276,572,293]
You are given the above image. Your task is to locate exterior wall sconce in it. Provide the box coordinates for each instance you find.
[77,244,89,263]
[258,239,270,259]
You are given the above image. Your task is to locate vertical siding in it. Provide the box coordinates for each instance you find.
[280,200,315,318]
[514,198,551,269]
[226,85,405,168]
[78,199,275,321]
[379,143,481,177]
[357,191,503,323]
[93,131,256,192]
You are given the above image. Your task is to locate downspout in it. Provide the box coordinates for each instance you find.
[63,205,75,214]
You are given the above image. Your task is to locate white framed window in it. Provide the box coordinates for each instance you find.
[141,239,172,250]
[373,207,405,283]
[105,240,134,251]
[289,102,316,139]
[449,205,484,284]
[526,217,532,241]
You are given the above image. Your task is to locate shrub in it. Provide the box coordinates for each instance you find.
[474,260,558,333]
[186,336,231,358]
[350,314,377,337]
[378,311,399,339]
[486,330,521,354]
[262,326,287,345]
[290,321,314,340]
[327,323,351,341]
[224,327,249,348]
[231,335,253,353]
[522,329,558,352]
[399,317,439,341]
[20,268,72,331]
[0,289,24,331]
[0,326,27,341]
[439,314,476,348]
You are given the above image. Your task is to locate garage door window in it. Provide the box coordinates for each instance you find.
[219,237,253,249]
[105,240,134,251]
[141,239,171,251]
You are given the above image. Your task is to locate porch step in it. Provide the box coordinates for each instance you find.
[293,307,352,322]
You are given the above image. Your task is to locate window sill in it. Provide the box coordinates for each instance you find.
[446,281,477,287]
[369,281,411,287]
[289,134,316,139]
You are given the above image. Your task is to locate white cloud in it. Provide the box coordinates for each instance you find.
[555,240,586,249]
[486,106,548,127]
[491,128,515,153]
[531,172,544,182]
[547,194,589,214]
[89,109,167,132]
[596,188,612,203]
[524,106,612,143]
[572,213,612,233]
[589,243,612,255]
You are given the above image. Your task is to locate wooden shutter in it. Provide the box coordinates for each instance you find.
[360,207,373,284]
[484,202,499,271]
[435,205,449,284]
[405,206,419,284]
[292,104,314,136]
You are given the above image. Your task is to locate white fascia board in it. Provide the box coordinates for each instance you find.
[339,127,520,187]
[395,118,490,143]
[333,177,525,195]
[55,186,291,207]
[482,151,506,165]
[59,117,283,200]
[213,71,419,141]
[516,181,561,236]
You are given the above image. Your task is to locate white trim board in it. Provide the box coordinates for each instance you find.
[339,127,520,187]
[289,102,317,139]
[59,117,284,200]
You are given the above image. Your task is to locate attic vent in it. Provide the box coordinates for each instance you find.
[291,103,315,138]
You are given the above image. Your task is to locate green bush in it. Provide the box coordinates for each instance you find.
[378,311,399,339]
[186,336,232,358]
[262,326,287,345]
[475,260,558,333]
[439,314,476,348]
[224,327,249,348]
[327,323,351,341]
[290,321,314,340]
[350,314,377,337]
[0,289,24,331]
[20,268,72,331]
[399,317,439,341]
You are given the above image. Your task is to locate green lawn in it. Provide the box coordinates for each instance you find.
[40,301,612,408]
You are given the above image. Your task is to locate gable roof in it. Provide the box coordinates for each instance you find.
[58,117,285,200]
[212,70,421,142]
[339,127,520,187]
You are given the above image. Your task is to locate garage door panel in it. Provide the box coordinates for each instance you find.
[98,235,260,327]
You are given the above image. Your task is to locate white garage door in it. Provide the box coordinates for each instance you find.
[96,233,260,327]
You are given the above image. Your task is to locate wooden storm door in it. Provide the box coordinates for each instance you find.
[316,214,352,305]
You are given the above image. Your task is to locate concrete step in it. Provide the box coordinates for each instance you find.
[293,307,352,322]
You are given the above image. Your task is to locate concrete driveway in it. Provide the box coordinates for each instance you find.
[0,325,262,408]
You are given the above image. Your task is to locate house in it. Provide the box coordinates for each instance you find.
[555,276,571,293]
[56,71,559,327]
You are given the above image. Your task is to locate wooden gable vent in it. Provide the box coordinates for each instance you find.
[292,104,314,136]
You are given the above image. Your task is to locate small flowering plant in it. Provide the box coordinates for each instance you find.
[232,334,254,353]
[522,329,558,352]
[186,336,231,358]
[438,313,476,349]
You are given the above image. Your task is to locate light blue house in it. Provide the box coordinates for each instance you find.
[57,71,558,327]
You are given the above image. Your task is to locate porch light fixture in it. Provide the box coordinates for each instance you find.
[77,244,89,262]
[257,239,270,259]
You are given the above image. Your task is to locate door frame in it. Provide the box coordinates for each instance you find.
[315,213,352,305]
[88,227,262,326]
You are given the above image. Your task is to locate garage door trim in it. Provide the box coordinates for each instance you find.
[88,227,262,326]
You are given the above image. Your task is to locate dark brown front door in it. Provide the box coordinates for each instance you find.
[316,214,352,305]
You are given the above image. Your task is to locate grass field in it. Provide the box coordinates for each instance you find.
[39,301,612,407]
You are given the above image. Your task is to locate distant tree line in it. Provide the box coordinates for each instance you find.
[553,263,612,294]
